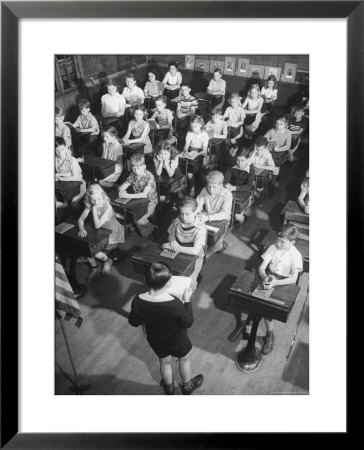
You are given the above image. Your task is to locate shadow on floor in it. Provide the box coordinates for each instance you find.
[281,340,309,392]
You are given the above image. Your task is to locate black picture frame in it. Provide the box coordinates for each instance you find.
[1,1,360,447]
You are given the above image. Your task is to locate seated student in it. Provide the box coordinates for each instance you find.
[121,105,152,165]
[98,126,123,188]
[100,79,126,131]
[288,104,308,163]
[224,152,255,223]
[206,68,226,113]
[264,115,291,192]
[205,110,228,167]
[218,143,239,173]
[153,141,182,203]
[196,170,233,254]
[117,154,158,237]
[242,84,264,138]
[162,61,183,101]
[122,73,145,120]
[128,262,203,395]
[55,106,72,150]
[144,70,164,100]
[149,95,175,143]
[77,184,125,280]
[174,83,198,118]
[71,99,100,157]
[228,224,303,351]
[163,196,207,287]
[261,75,278,117]
[298,169,309,214]
[55,137,83,212]
[223,92,246,128]
[247,136,277,196]
[182,115,209,196]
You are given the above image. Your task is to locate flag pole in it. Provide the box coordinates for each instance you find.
[57,315,91,395]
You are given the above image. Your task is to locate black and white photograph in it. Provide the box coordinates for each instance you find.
[55,54,310,396]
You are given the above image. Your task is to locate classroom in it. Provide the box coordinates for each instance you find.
[55,54,309,395]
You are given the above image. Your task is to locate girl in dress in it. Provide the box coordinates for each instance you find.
[101,79,126,131]
[144,70,164,100]
[122,105,152,167]
[261,75,278,117]
[77,184,125,280]
[99,126,123,187]
[162,61,182,102]
[242,84,264,138]
[153,141,182,204]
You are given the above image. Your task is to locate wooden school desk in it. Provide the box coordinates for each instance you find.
[108,190,149,225]
[280,200,309,237]
[55,221,111,298]
[260,229,309,271]
[229,270,300,373]
[131,242,198,277]
[79,155,116,184]
[206,220,230,247]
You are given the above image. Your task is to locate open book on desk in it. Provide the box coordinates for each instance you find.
[114,197,131,205]
[166,276,191,300]
[55,222,75,234]
[252,284,286,306]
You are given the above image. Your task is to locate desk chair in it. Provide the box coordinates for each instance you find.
[252,168,271,201]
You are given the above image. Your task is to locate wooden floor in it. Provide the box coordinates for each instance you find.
[56,145,309,395]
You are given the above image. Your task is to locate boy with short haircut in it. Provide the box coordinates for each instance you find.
[55,106,72,149]
[117,154,158,237]
[247,136,277,196]
[174,83,198,118]
[228,224,303,353]
[224,152,254,223]
[196,171,233,253]
[205,111,228,140]
[288,103,308,162]
[72,99,100,156]
[207,68,226,113]
[149,95,175,144]
[163,196,207,287]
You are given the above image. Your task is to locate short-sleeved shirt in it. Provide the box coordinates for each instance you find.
[73,113,99,135]
[55,154,82,181]
[264,128,292,151]
[223,106,246,125]
[205,120,228,139]
[244,97,263,111]
[126,170,158,204]
[207,78,226,95]
[247,148,275,168]
[122,86,145,104]
[144,81,164,97]
[185,131,209,150]
[196,186,233,222]
[128,120,152,154]
[102,140,123,164]
[162,71,182,89]
[177,95,198,115]
[262,244,303,278]
[168,217,207,257]
[151,109,174,128]
[289,117,308,134]
[261,87,278,101]
[101,93,126,116]
[56,123,72,148]
[300,177,309,205]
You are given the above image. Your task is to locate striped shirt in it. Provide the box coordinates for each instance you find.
[151,109,174,128]
[177,95,198,115]
[168,217,207,257]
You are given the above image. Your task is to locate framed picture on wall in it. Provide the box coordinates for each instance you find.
[264,66,282,80]
[282,62,297,82]
[224,56,236,75]
[237,58,250,77]
[248,64,265,79]
[209,59,224,73]
[195,57,210,72]
[185,55,195,71]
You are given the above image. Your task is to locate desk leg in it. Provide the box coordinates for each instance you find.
[68,255,86,299]
[235,313,263,373]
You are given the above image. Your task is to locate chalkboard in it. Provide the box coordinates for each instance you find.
[80,55,147,82]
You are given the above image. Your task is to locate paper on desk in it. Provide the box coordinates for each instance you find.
[206,224,219,233]
[166,276,191,300]
[55,222,75,234]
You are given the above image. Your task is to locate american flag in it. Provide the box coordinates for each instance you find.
[55,254,83,327]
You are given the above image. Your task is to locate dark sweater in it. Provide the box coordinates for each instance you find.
[224,165,255,191]
[128,295,194,350]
